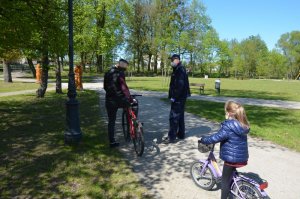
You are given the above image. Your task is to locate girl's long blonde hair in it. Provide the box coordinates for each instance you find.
[225,100,250,128]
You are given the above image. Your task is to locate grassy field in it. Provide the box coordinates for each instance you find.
[0,70,102,93]
[127,76,300,101]
[184,100,300,152]
[0,81,39,92]
[127,76,300,151]
[0,91,152,198]
[19,69,102,83]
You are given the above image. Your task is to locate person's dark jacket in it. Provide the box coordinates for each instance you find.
[201,119,249,163]
[104,67,131,104]
[168,63,190,101]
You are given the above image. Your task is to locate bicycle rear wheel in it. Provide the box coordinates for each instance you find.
[122,111,130,141]
[190,161,216,190]
[232,180,263,199]
[132,121,144,156]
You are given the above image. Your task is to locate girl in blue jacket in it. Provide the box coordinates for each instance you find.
[200,100,250,199]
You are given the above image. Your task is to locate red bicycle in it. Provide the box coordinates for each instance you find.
[122,95,144,156]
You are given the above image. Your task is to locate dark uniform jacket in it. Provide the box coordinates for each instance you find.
[168,63,191,101]
[201,119,249,163]
[104,67,131,105]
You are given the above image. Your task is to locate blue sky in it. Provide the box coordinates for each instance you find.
[202,0,300,50]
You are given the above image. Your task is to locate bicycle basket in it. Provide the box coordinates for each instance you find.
[198,141,213,153]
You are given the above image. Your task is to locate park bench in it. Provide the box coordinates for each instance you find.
[191,83,205,95]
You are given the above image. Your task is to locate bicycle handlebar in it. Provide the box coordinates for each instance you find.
[198,139,215,153]
[130,94,142,97]
[211,144,215,152]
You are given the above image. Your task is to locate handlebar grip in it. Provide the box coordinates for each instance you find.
[130,94,142,97]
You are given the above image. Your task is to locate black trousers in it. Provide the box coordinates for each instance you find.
[105,100,119,143]
[105,98,129,143]
[221,164,236,199]
[168,99,186,140]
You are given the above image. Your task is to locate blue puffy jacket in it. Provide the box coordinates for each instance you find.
[201,119,249,163]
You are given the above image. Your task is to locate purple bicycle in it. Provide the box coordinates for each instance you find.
[190,141,270,199]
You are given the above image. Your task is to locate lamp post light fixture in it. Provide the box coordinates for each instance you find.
[64,0,82,144]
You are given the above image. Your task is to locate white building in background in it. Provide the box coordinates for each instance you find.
[16,58,37,65]
[143,55,162,70]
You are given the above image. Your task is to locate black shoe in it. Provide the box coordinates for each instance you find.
[162,137,176,144]
[110,141,120,147]
[176,132,185,140]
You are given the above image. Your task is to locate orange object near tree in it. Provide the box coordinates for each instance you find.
[74,65,83,90]
[35,63,42,83]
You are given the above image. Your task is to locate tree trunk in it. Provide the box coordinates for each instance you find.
[84,53,87,72]
[154,54,158,74]
[60,56,64,70]
[80,52,86,72]
[141,53,144,72]
[137,50,140,73]
[96,54,103,73]
[36,51,49,98]
[3,59,12,83]
[56,55,63,94]
[147,54,152,72]
[27,57,36,78]
[131,52,135,72]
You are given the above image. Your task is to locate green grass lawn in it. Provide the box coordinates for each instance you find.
[19,68,102,83]
[0,91,152,198]
[0,81,40,92]
[130,76,300,151]
[185,100,300,152]
[0,70,102,93]
[127,76,300,101]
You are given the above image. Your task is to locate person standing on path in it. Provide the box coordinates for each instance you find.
[103,59,133,147]
[199,100,250,199]
[164,54,190,144]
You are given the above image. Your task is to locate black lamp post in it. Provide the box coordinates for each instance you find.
[64,0,82,144]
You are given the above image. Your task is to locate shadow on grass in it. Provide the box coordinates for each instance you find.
[186,99,300,151]
[186,99,298,129]
[0,91,151,198]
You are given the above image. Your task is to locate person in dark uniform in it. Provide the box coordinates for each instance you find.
[103,59,132,147]
[164,54,190,144]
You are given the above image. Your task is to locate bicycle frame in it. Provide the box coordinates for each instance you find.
[125,108,138,139]
[199,151,222,181]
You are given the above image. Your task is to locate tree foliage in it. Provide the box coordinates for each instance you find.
[277,31,300,79]
[1,0,299,80]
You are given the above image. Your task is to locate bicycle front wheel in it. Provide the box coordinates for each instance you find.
[132,122,144,156]
[122,111,130,142]
[190,161,216,190]
[232,180,263,199]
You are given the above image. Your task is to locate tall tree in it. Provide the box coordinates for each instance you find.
[237,35,268,78]
[216,40,232,76]
[277,31,300,79]
[74,0,125,73]
[1,0,68,95]
[266,49,288,79]
[0,0,32,82]
[25,0,68,98]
